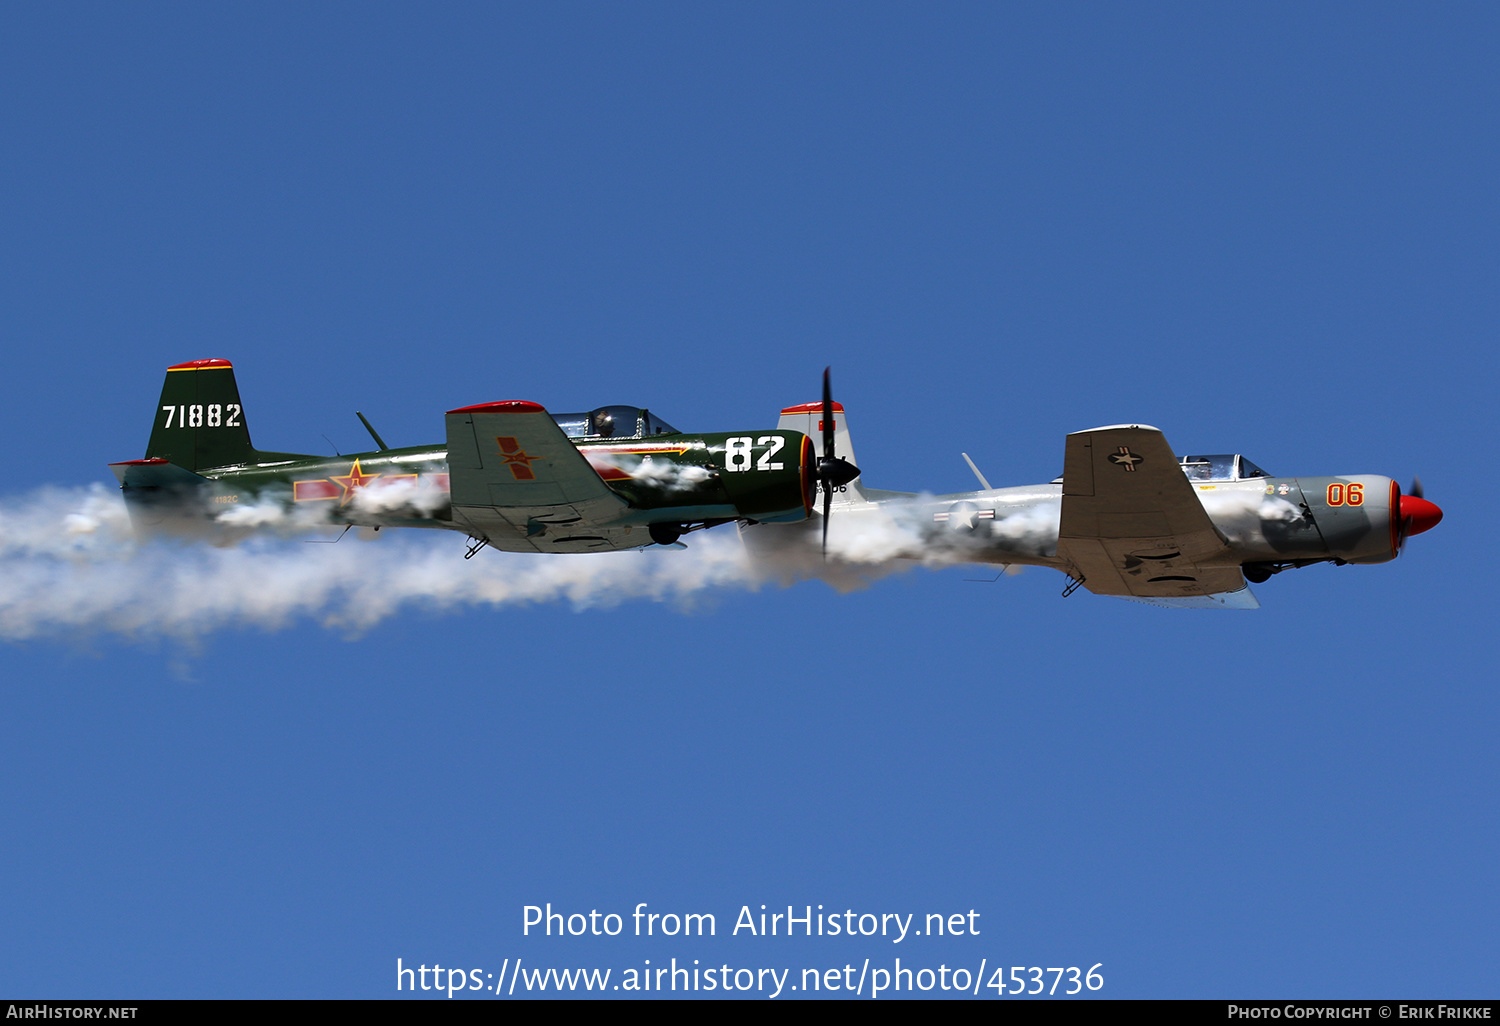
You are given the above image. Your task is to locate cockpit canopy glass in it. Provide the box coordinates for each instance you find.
[551,406,679,440]
[1179,454,1272,481]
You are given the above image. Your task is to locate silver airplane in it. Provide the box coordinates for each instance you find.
[746,377,1443,608]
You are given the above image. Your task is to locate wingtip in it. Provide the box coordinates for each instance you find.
[1069,423,1163,435]
[446,400,548,415]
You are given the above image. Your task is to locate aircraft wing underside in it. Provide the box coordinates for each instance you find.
[444,402,630,550]
[1056,425,1248,600]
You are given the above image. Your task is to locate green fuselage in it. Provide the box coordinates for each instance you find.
[124,432,814,552]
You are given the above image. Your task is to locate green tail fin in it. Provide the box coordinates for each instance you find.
[145,359,311,471]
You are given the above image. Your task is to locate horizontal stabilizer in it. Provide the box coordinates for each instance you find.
[109,458,209,490]
[109,458,214,533]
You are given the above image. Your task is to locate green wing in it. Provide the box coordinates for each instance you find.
[444,401,628,543]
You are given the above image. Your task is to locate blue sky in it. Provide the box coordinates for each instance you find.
[0,3,1492,999]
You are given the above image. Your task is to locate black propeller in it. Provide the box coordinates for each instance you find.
[813,367,861,556]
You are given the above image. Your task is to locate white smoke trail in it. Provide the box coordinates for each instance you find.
[583,452,713,492]
[1,478,1077,642]
[624,458,713,491]
[348,475,453,516]
[987,499,1063,555]
[0,485,928,642]
[1196,489,1304,545]
[740,494,1043,587]
[212,476,451,532]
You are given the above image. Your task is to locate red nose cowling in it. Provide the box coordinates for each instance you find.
[1399,495,1443,536]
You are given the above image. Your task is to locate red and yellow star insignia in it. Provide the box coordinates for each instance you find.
[329,459,382,504]
[496,436,541,481]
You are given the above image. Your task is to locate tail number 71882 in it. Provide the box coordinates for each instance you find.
[161,404,242,429]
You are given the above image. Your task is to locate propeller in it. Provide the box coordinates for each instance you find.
[1395,476,1443,553]
[813,367,861,556]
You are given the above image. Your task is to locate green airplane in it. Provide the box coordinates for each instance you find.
[110,359,861,554]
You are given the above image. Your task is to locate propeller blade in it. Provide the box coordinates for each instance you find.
[817,367,843,557]
[821,367,835,459]
[822,484,832,557]
[812,366,861,557]
[1409,477,1424,500]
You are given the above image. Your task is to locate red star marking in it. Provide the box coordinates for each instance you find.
[328,459,382,504]
[496,436,540,481]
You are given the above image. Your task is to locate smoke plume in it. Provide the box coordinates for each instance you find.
[1196,489,1304,545]
[0,485,943,642]
[583,452,714,492]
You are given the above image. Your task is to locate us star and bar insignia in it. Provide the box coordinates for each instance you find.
[1108,446,1144,471]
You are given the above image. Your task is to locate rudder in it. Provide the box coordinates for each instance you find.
[777,400,867,505]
